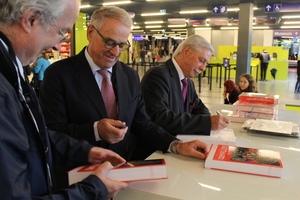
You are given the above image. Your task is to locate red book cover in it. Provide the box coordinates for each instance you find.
[68,159,167,185]
[205,144,283,178]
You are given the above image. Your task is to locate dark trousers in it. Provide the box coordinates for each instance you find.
[260,63,268,81]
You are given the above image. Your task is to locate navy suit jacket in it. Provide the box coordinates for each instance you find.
[141,58,211,136]
[40,47,176,160]
[0,32,108,199]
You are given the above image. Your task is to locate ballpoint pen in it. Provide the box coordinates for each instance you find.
[216,110,231,126]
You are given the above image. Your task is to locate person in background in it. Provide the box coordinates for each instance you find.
[40,6,209,191]
[259,49,270,81]
[0,0,128,199]
[223,80,238,104]
[31,51,51,96]
[141,35,230,136]
[238,73,259,94]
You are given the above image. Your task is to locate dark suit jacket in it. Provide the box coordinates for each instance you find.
[141,58,211,136]
[0,33,107,199]
[40,47,176,160]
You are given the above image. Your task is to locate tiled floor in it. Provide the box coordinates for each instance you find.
[135,58,300,111]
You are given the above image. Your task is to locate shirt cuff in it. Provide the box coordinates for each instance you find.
[94,121,101,141]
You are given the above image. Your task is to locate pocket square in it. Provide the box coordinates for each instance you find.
[188,102,195,109]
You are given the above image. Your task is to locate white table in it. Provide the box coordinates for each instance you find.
[116,105,300,200]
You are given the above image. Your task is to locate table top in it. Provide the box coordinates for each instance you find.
[116,104,300,200]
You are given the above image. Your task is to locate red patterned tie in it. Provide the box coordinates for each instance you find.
[181,78,188,102]
[98,70,118,119]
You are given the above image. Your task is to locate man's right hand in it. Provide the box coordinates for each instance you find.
[92,161,128,199]
[210,115,230,130]
[97,119,128,144]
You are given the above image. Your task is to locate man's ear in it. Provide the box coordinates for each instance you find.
[20,9,39,33]
[86,24,94,41]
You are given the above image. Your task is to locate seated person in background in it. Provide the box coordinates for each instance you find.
[141,35,230,136]
[238,73,259,94]
[223,80,238,105]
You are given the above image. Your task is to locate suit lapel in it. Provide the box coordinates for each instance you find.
[113,62,128,121]
[165,59,185,111]
[73,50,107,118]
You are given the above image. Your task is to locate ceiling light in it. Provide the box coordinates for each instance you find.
[221,27,239,30]
[131,30,144,32]
[168,25,186,28]
[103,1,131,5]
[141,13,166,16]
[144,21,164,24]
[145,25,162,28]
[281,25,300,28]
[282,16,300,19]
[80,5,91,8]
[283,21,300,24]
[179,10,209,14]
[132,26,140,29]
[253,26,269,29]
[195,28,212,30]
[150,29,164,32]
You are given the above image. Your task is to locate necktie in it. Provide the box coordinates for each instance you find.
[98,70,118,119]
[181,78,188,102]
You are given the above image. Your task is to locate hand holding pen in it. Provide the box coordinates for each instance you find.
[210,111,231,130]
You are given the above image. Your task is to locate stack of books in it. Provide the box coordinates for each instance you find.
[227,93,279,123]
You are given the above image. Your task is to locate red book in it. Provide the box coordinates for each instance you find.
[68,159,167,185]
[205,144,283,178]
[238,92,279,105]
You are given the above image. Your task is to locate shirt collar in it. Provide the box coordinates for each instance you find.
[172,57,185,81]
[84,47,113,74]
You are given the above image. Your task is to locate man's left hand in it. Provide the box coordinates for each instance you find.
[176,140,208,159]
[88,147,126,166]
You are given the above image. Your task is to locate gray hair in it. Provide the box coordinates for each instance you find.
[173,35,214,57]
[90,6,132,30]
[0,0,67,28]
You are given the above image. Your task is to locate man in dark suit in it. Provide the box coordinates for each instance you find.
[40,6,208,190]
[0,0,128,199]
[141,35,230,136]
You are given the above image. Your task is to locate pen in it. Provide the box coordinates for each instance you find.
[216,111,231,126]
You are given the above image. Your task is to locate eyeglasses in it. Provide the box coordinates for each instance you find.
[53,24,70,43]
[92,25,131,51]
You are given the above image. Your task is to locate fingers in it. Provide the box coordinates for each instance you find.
[88,147,126,165]
[177,140,207,159]
[97,119,128,144]
[210,115,230,130]
[93,161,129,199]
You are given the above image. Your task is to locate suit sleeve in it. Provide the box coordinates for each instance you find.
[141,67,211,135]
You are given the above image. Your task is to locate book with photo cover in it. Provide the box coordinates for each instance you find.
[68,159,167,185]
[205,144,283,178]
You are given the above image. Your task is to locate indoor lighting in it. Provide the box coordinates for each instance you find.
[80,5,91,8]
[282,15,300,19]
[283,21,300,24]
[144,21,164,24]
[253,26,269,29]
[150,29,164,32]
[221,27,239,30]
[131,29,144,32]
[281,25,300,28]
[145,25,162,28]
[168,25,186,28]
[132,26,140,29]
[141,13,166,16]
[195,28,212,30]
[179,10,209,14]
[227,7,257,12]
[102,1,131,5]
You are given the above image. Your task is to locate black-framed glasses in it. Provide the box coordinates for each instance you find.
[92,25,131,51]
[53,24,70,43]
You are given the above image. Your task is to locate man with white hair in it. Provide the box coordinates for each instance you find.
[0,0,128,199]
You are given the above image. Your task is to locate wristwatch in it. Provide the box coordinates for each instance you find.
[171,140,182,154]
